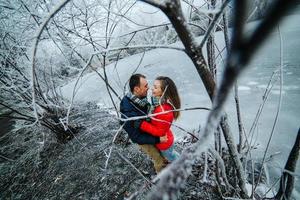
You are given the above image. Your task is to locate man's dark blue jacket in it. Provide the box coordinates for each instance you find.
[120,96,160,144]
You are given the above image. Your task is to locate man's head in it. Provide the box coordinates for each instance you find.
[129,74,149,98]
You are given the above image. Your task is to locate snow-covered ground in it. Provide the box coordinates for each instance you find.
[62,13,300,197]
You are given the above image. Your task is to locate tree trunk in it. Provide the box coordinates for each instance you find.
[207,0,216,79]
[275,128,300,199]
[161,1,216,100]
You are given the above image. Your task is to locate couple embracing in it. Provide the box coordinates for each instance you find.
[120,74,180,174]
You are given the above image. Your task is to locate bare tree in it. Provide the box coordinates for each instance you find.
[0,0,80,143]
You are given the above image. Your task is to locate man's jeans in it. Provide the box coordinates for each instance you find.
[139,144,167,173]
[160,145,179,162]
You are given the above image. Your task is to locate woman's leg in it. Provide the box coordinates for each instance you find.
[139,144,167,173]
[160,145,179,162]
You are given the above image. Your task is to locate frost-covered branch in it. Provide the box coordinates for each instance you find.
[102,0,119,117]
[118,106,210,122]
[30,0,71,122]
[92,45,185,56]
[93,69,122,100]
[199,0,230,49]
[119,22,206,38]
[234,83,245,153]
[119,106,209,140]
[247,70,279,150]
[254,25,284,192]
[138,0,167,9]
[182,0,224,31]
[104,124,124,170]
[209,148,232,189]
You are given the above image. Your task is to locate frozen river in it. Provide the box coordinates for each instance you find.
[225,13,300,197]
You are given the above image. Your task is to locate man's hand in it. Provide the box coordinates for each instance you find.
[159,135,167,143]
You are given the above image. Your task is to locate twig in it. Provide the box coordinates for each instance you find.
[247,70,279,150]
[116,151,153,185]
[65,55,94,127]
[92,45,185,56]
[234,82,244,153]
[92,69,122,100]
[122,50,146,96]
[263,176,281,199]
[254,25,284,192]
[104,124,124,169]
[0,154,15,162]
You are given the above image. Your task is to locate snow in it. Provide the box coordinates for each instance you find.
[247,81,258,85]
[245,183,276,198]
[61,13,300,198]
[271,90,286,95]
[238,86,251,91]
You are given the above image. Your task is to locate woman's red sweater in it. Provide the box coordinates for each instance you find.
[140,103,174,150]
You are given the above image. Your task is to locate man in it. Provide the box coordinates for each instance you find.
[120,74,167,173]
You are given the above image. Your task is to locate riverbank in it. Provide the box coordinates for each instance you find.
[0,103,223,199]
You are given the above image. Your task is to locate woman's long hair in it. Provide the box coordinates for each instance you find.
[156,76,181,119]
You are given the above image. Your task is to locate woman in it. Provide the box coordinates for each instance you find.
[138,76,180,162]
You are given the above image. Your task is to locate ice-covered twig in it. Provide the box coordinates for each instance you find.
[116,151,153,185]
[93,69,122,100]
[247,70,279,150]
[93,45,185,56]
[104,124,124,170]
[254,26,284,192]
[202,150,208,182]
[66,55,94,127]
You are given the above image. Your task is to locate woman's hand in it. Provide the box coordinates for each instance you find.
[159,135,168,143]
